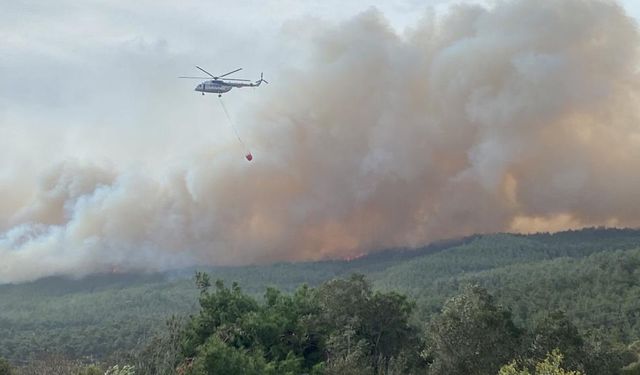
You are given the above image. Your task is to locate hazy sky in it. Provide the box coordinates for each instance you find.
[2,0,640,282]
[1,0,435,170]
[1,0,638,168]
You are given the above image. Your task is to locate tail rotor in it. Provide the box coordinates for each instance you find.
[255,72,269,86]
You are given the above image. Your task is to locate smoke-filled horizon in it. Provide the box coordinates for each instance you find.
[2,0,640,283]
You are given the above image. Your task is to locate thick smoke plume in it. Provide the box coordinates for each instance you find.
[2,0,640,283]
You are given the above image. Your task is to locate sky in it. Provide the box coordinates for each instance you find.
[1,0,638,168]
[0,1,461,160]
[1,0,640,282]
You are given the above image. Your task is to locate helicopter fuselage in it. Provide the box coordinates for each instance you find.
[195,80,234,94]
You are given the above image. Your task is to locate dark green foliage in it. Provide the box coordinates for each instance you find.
[185,276,633,375]
[257,285,326,367]
[517,311,632,375]
[0,274,199,364]
[0,236,463,364]
[623,363,640,375]
[182,280,259,358]
[170,274,424,375]
[178,278,325,374]
[527,311,587,371]
[426,285,523,375]
[0,358,12,375]
[186,336,265,375]
[374,229,640,344]
[1,227,639,370]
[317,274,421,373]
[79,365,103,375]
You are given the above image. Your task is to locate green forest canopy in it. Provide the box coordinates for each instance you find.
[0,227,639,370]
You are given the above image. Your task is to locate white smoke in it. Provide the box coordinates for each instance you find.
[2,0,640,283]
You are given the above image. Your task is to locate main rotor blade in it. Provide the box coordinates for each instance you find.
[218,68,242,78]
[195,66,216,78]
[178,76,251,81]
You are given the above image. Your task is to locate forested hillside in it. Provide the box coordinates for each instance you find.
[373,229,640,341]
[0,228,639,370]
[130,274,637,375]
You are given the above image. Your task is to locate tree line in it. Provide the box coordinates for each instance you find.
[122,274,640,374]
[2,272,640,374]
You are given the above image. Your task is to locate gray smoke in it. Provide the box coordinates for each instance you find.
[2,0,640,283]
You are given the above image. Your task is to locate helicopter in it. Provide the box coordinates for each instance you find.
[179,66,268,97]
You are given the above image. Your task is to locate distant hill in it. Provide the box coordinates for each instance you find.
[0,227,638,363]
[373,228,640,342]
